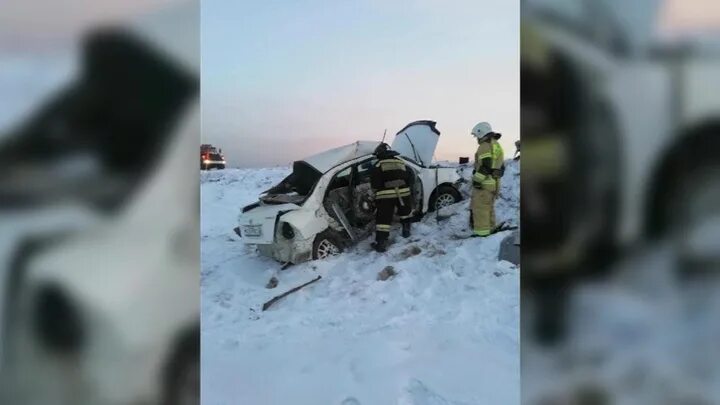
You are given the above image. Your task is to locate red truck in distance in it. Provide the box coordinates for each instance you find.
[200,144,226,170]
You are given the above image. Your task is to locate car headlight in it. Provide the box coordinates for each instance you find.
[281,222,295,239]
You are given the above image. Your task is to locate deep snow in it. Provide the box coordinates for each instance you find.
[201,161,520,405]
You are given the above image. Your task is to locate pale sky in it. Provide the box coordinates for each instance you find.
[2,0,716,158]
[202,0,520,167]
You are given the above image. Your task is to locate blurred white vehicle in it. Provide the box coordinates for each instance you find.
[526,0,720,270]
[237,121,464,264]
[0,2,200,405]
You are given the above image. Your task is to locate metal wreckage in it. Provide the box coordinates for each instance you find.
[236,120,519,262]
[234,121,519,309]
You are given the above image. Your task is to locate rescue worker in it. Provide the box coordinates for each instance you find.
[370,143,414,252]
[470,122,505,237]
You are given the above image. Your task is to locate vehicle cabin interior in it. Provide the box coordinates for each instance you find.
[260,161,322,205]
[324,157,422,235]
[324,158,378,231]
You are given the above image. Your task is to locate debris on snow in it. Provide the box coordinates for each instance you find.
[399,245,423,259]
[265,276,279,289]
[261,275,322,311]
[377,266,397,281]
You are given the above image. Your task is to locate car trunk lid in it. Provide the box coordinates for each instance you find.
[238,202,298,244]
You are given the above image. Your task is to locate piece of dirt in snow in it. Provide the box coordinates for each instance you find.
[247,308,260,321]
[377,266,397,281]
[265,276,279,289]
[399,245,422,259]
[424,245,447,257]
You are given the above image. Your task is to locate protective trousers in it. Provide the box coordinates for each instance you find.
[471,182,498,236]
[375,195,413,242]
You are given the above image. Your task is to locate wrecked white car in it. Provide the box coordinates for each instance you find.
[237,120,464,264]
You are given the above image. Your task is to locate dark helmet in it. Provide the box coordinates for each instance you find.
[374,142,391,156]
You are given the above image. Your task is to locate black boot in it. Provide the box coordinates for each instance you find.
[402,222,411,238]
[371,239,387,253]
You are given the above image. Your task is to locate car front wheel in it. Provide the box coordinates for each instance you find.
[429,185,462,212]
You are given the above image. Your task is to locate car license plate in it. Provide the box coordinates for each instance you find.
[243,225,262,237]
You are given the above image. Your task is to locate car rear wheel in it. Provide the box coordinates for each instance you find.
[312,230,343,260]
[429,186,461,212]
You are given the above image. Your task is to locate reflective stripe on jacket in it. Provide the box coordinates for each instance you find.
[371,157,412,200]
[473,139,505,189]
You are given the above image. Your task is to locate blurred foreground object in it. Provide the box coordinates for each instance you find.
[522,0,720,403]
[0,2,199,404]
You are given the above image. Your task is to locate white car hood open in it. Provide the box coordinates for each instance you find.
[391,120,440,167]
[238,203,299,244]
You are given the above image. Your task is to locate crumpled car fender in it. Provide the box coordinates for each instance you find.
[280,209,329,240]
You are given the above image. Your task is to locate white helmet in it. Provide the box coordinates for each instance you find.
[471,122,493,139]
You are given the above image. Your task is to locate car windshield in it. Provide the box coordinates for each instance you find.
[264,161,322,197]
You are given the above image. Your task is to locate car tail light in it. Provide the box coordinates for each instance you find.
[281,222,295,239]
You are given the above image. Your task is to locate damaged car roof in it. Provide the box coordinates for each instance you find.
[301,141,380,173]
[300,120,441,173]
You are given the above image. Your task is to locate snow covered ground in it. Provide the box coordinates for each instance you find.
[524,240,720,405]
[201,161,520,404]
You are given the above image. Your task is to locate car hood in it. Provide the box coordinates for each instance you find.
[391,120,440,167]
[238,203,299,244]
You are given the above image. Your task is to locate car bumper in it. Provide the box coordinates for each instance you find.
[254,236,314,264]
[238,214,314,263]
